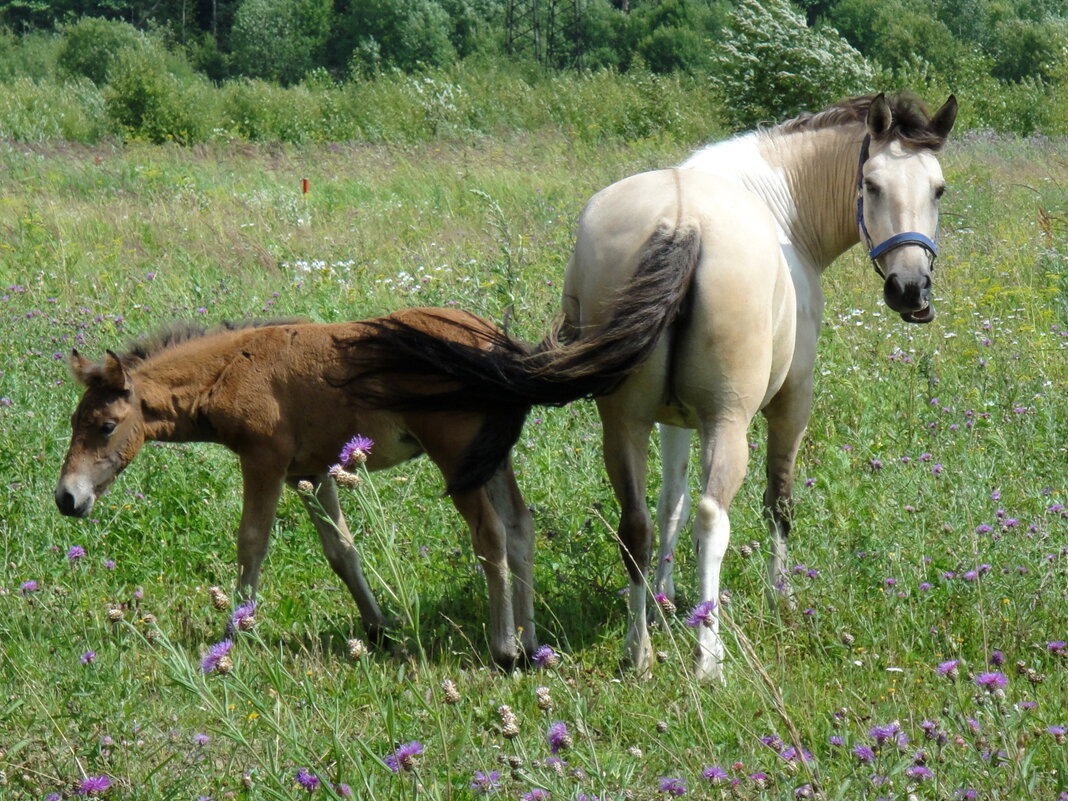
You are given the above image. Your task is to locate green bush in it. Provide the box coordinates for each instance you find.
[713,0,874,129]
[56,16,148,86]
[0,75,114,141]
[104,48,216,144]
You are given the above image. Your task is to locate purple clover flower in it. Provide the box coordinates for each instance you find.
[231,600,257,631]
[470,770,502,794]
[521,790,551,801]
[295,768,320,791]
[338,435,374,468]
[81,650,96,665]
[532,645,559,668]
[20,580,38,594]
[76,775,111,795]
[852,744,876,763]
[906,765,934,781]
[974,672,1008,691]
[67,545,86,562]
[200,639,233,674]
[384,741,424,772]
[936,659,959,678]
[685,600,716,628]
[657,777,687,796]
[703,766,728,783]
[546,721,572,753]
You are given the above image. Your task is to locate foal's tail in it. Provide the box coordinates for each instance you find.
[338,223,701,494]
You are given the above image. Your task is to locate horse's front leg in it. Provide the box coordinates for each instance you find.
[761,372,813,608]
[235,457,286,601]
[652,424,692,614]
[291,474,389,645]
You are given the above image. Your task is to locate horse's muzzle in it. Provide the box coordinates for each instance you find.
[55,483,95,518]
[884,272,934,324]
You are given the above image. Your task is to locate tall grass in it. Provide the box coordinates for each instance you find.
[0,126,1065,800]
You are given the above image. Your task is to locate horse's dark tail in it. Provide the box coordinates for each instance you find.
[335,223,701,494]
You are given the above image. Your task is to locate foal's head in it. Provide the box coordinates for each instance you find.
[55,351,146,518]
[858,93,957,323]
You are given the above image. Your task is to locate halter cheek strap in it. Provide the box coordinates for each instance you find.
[856,134,939,280]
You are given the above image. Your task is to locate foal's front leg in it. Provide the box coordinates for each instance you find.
[235,458,286,600]
[291,474,388,644]
[485,463,537,657]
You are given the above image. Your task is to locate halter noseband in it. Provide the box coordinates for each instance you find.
[855,134,938,280]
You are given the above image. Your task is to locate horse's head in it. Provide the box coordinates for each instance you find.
[859,93,957,323]
[55,350,146,518]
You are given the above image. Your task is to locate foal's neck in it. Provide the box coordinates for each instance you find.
[134,341,239,444]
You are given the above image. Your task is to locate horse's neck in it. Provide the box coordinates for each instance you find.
[757,128,861,270]
[683,129,860,271]
[134,343,237,443]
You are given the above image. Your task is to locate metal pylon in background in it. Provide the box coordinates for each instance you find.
[506,0,583,67]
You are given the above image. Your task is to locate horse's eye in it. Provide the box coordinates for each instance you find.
[99,421,116,437]
[934,185,946,200]
[864,180,881,197]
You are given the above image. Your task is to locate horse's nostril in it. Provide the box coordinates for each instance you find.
[56,488,77,516]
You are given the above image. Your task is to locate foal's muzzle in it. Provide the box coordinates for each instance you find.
[55,478,96,518]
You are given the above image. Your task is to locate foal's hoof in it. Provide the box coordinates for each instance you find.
[364,622,391,649]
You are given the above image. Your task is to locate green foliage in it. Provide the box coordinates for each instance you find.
[340,0,456,74]
[987,16,1068,81]
[55,16,147,85]
[104,47,216,143]
[713,0,875,129]
[230,0,334,85]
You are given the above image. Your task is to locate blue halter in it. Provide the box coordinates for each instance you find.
[855,134,939,280]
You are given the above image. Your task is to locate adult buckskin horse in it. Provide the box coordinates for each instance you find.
[346,92,957,682]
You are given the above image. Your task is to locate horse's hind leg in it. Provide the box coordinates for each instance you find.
[485,462,537,657]
[653,424,692,607]
[692,416,751,682]
[600,400,656,678]
[450,486,521,669]
[761,376,813,607]
[292,474,389,644]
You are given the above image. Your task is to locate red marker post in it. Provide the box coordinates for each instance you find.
[302,178,309,195]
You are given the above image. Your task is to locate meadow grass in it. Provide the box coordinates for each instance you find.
[0,128,1066,800]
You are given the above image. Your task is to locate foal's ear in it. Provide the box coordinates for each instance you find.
[930,95,958,141]
[102,350,132,392]
[70,349,94,386]
[866,93,893,138]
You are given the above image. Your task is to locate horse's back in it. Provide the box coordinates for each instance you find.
[566,167,796,421]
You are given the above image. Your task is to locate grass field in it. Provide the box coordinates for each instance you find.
[0,125,1066,800]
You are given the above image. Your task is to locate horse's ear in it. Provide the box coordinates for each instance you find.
[930,95,958,142]
[102,350,132,392]
[866,93,893,138]
[70,349,93,385]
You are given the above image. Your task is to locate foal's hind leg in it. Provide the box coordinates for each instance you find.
[292,474,389,644]
[600,399,656,678]
[485,462,537,657]
[692,417,751,682]
[450,485,522,669]
[652,424,692,607]
[761,375,813,608]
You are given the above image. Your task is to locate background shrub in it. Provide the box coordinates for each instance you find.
[229,0,334,85]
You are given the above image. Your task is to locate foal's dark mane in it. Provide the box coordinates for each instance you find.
[770,92,949,150]
[118,318,305,367]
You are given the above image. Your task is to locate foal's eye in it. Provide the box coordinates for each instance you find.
[99,421,116,437]
[934,185,947,200]
[864,180,881,197]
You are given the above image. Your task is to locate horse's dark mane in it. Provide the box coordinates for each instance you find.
[770,92,948,150]
[118,318,306,366]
